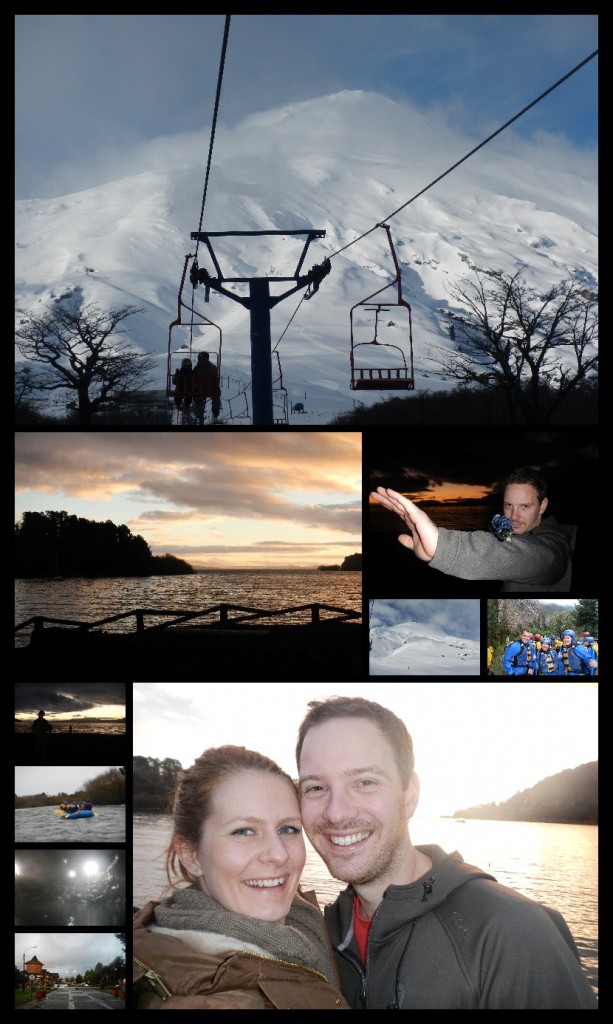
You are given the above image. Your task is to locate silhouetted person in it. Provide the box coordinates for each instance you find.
[31,709,53,760]
[192,352,220,424]
[172,357,194,413]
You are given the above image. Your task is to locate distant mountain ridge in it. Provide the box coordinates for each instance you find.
[453,761,597,824]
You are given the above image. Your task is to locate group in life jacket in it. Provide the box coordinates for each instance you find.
[558,629,598,676]
[537,638,558,676]
[502,630,537,676]
[59,799,93,814]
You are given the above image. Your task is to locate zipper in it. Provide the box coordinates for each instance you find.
[238,949,333,983]
[134,949,337,1001]
[133,954,172,1001]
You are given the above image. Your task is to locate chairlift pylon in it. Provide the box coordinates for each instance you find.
[350,224,415,391]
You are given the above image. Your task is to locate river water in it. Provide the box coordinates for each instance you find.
[15,570,362,646]
[133,812,597,1000]
[15,805,126,843]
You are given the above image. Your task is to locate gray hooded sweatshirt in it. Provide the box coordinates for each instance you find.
[324,844,597,1009]
[429,517,575,592]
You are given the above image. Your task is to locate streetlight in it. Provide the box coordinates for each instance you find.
[22,946,37,991]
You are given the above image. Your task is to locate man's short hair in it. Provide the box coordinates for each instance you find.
[502,466,547,505]
[295,695,414,788]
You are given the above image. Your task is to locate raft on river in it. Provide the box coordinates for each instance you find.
[62,809,95,819]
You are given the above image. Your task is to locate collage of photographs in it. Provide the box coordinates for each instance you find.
[15,12,597,1014]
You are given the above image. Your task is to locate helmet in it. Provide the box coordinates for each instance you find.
[582,631,590,636]
[534,634,542,641]
[541,637,551,645]
[583,637,595,644]
[562,629,576,641]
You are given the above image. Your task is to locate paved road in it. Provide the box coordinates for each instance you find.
[18,989,126,1010]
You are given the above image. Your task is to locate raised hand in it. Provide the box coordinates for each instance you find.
[370,487,439,562]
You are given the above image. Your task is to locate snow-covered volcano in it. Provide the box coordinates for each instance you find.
[369,620,480,676]
[15,90,597,424]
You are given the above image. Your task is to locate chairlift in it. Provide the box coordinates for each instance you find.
[272,351,289,425]
[227,389,252,424]
[167,254,223,420]
[350,224,414,391]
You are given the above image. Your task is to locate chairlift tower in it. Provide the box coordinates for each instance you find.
[190,230,330,425]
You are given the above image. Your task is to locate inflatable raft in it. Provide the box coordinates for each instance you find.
[63,809,95,819]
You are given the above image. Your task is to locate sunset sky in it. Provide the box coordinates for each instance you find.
[15,683,126,722]
[366,428,598,509]
[15,432,361,569]
[134,682,598,817]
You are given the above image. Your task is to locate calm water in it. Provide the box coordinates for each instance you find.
[15,804,126,843]
[133,812,597,1000]
[14,721,125,735]
[15,571,362,646]
[371,502,491,532]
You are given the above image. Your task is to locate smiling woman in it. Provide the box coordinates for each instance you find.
[133,745,349,1009]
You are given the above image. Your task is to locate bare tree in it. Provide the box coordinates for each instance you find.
[15,364,40,408]
[434,268,598,424]
[15,300,157,425]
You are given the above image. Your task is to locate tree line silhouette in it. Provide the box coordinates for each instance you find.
[133,755,183,811]
[15,510,194,578]
[15,767,125,808]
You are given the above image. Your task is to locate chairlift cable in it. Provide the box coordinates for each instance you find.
[194,16,232,253]
[329,50,597,262]
[183,15,232,353]
[272,49,598,349]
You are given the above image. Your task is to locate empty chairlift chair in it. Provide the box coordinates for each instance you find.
[349,224,415,392]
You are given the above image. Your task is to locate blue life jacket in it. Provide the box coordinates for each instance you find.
[538,650,558,675]
[503,640,536,675]
[558,643,591,676]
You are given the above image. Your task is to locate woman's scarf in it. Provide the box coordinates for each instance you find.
[153,884,338,986]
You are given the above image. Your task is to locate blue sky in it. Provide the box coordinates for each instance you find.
[15,14,598,200]
[370,599,480,641]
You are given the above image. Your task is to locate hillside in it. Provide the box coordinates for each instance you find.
[370,620,479,675]
[453,761,597,824]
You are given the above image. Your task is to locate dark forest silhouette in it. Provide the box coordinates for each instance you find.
[15,510,194,578]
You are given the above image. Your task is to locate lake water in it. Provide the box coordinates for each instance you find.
[133,812,597,1001]
[370,502,492,532]
[15,804,126,843]
[15,570,362,646]
[14,721,125,735]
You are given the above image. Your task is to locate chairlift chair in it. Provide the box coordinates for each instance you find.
[167,254,223,419]
[272,351,289,425]
[349,224,415,392]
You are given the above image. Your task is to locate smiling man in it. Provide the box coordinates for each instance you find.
[371,466,575,592]
[296,696,597,1010]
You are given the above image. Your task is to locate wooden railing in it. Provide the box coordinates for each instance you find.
[15,602,362,638]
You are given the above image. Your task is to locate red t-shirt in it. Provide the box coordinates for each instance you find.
[352,895,373,963]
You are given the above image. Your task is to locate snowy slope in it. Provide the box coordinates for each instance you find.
[369,620,479,676]
[15,91,597,423]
